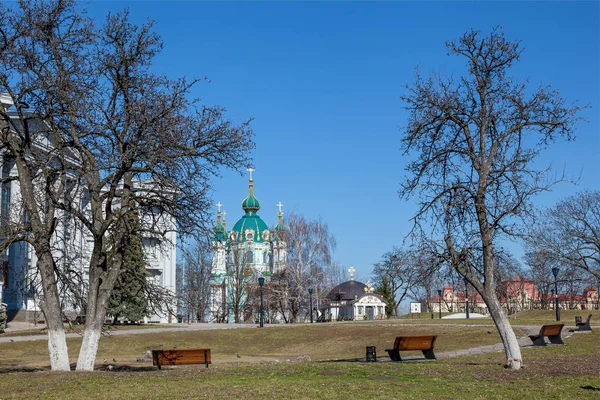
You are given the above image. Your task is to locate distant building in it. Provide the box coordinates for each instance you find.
[321,267,387,321]
[430,278,600,314]
[208,169,287,323]
[0,94,176,323]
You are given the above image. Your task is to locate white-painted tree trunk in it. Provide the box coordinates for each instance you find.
[38,253,71,371]
[485,295,523,369]
[47,327,71,371]
[75,326,102,371]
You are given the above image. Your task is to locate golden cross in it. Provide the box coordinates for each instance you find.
[246,167,255,180]
[216,202,222,213]
[277,202,284,213]
[348,266,355,280]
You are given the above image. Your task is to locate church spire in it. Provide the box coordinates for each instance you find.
[241,167,260,214]
[214,202,226,241]
[275,201,284,236]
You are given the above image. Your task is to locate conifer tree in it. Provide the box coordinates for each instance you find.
[107,210,149,324]
[376,276,394,318]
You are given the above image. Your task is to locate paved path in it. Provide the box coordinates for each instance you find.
[436,325,576,359]
[0,322,266,343]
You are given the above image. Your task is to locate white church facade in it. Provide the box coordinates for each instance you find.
[209,169,287,323]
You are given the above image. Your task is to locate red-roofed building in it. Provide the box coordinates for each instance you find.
[429,279,600,314]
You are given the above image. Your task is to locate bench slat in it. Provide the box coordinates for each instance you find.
[398,336,437,351]
[152,348,211,368]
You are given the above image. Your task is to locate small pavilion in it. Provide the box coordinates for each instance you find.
[321,267,387,321]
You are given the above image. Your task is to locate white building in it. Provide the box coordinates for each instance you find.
[322,268,387,321]
[0,94,176,323]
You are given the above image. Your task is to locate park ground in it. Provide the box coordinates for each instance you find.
[0,310,599,399]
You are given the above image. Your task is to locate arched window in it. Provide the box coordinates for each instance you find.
[245,250,254,264]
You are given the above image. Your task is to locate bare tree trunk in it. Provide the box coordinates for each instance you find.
[38,252,71,371]
[485,294,522,369]
[76,241,122,370]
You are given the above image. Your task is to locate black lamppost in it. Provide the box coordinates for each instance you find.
[464,279,470,319]
[258,277,265,328]
[308,287,313,323]
[437,289,442,319]
[597,280,600,310]
[551,267,560,321]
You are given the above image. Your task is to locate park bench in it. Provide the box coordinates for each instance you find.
[575,314,592,331]
[152,348,211,369]
[528,324,564,346]
[385,335,437,361]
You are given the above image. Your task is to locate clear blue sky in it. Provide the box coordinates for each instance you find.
[84,1,599,281]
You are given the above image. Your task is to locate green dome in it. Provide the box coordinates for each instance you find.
[231,212,270,243]
[230,176,271,242]
[242,178,260,212]
[275,211,284,238]
[213,211,227,241]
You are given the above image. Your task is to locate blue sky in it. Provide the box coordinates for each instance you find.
[84,1,599,281]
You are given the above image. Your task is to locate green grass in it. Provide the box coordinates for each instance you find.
[0,315,598,399]
[0,322,522,367]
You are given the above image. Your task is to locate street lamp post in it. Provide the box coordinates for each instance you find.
[308,288,313,323]
[464,279,470,319]
[437,289,442,319]
[258,277,265,328]
[551,267,560,321]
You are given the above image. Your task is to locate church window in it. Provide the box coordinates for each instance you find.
[377,306,383,314]
[357,306,363,315]
[245,250,254,264]
[263,251,268,264]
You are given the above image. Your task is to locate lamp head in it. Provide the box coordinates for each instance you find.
[551,267,559,278]
[308,287,313,295]
[437,289,442,296]
[258,277,265,286]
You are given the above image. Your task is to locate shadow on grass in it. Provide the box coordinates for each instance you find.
[0,364,160,374]
[581,386,600,391]
[317,358,371,363]
[0,366,48,374]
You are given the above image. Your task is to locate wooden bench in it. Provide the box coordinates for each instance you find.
[576,314,592,331]
[152,348,211,369]
[385,335,437,361]
[528,324,564,346]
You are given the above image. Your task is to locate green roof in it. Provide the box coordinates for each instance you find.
[231,211,270,243]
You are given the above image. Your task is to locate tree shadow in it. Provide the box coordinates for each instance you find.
[581,386,600,391]
[0,367,48,374]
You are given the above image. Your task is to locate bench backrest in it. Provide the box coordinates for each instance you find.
[396,335,437,351]
[540,324,564,337]
[152,348,211,366]
[585,314,592,323]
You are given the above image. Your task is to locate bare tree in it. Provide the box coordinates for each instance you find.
[399,27,584,369]
[0,0,253,371]
[226,250,256,323]
[178,241,212,323]
[372,248,422,316]
[530,190,600,281]
[272,212,336,323]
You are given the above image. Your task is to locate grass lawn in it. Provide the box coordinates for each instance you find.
[0,317,598,399]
